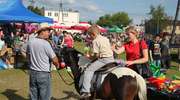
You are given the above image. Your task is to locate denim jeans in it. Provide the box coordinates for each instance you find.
[81,57,114,93]
[154,60,161,67]
[29,70,51,100]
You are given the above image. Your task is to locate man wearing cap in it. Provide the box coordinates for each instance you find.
[27,27,59,100]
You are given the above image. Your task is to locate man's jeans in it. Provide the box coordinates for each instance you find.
[81,57,114,93]
[154,60,161,67]
[29,70,51,100]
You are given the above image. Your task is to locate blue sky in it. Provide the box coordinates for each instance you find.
[23,0,177,24]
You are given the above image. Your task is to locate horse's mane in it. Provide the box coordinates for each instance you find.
[61,47,81,67]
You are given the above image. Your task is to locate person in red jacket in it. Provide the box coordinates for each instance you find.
[62,31,74,48]
[112,26,148,73]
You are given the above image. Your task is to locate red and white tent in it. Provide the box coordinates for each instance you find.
[70,22,107,33]
[70,22,91,31]
[50,22,71,29]
[50,22,107,33]
[98,25,107,33]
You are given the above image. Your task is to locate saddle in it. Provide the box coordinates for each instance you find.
[95,62,118,73]
[91,62,118,92]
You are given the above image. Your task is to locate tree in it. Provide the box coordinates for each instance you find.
[111,12,131,27]
[96,14,113,27]
[96,12,131,27]
[27,6,44,16]
[145,5,169,34]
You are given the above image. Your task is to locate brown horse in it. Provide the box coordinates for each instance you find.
[59,47,146,100]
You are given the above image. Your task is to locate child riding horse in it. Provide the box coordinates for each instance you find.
[59,47,147,100]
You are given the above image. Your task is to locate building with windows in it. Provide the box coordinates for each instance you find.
[162,21,180,34]
[145,20,180,34]
[44,9,79,26]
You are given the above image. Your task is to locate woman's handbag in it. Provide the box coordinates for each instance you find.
[135,63,152,78]
[136,40,152,78]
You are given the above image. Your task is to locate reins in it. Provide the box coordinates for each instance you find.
[56,68,74,85]
[65,66,75,79]
[47,38,76,85]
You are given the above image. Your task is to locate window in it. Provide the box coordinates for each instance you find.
[63,13,68,17]
[54,13,58,17]
[48,12,51,16]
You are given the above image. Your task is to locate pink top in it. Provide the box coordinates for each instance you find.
[64,35,74,48]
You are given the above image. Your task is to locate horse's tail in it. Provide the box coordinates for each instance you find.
[118,75,138,100]
[137,75,147,100]
[109,74,138,100]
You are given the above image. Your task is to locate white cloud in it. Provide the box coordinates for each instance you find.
[23,0,104,21]
[23,0,76,6]
[86,5,99,11]
[67,0,76,4]
[83,4,103,13]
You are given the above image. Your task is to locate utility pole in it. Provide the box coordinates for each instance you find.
[170,0,180,47]
[169,0,180,68]
[157,16,160,34]
[59,0,63,24]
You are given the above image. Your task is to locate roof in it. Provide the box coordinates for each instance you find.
[0,0,53,23]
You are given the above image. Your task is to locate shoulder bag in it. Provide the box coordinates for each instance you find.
[135,40,152,78]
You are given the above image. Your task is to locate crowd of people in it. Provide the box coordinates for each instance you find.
[0,24,174,99]
[0,25,75,69]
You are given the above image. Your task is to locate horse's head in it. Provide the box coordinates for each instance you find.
[60,47,84,93]
[61,47,78,65]
[60,47,82,77]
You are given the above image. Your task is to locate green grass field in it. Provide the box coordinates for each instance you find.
[0,41,179,100]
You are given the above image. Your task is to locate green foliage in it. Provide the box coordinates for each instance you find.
[96,14,113,27]
[111,12,131,27]
[145,5,170,34]
[96,12,131,27]
[74,41,86,53]
[27,5,44,16]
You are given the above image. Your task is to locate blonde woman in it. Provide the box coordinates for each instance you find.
[113,26,148,74]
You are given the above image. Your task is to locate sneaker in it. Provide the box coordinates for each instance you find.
[80,92,91,99]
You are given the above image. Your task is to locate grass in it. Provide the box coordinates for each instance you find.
[0,41,179,100]
[0,69,79,100]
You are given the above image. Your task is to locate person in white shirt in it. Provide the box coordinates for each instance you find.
[80,24,114,98]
